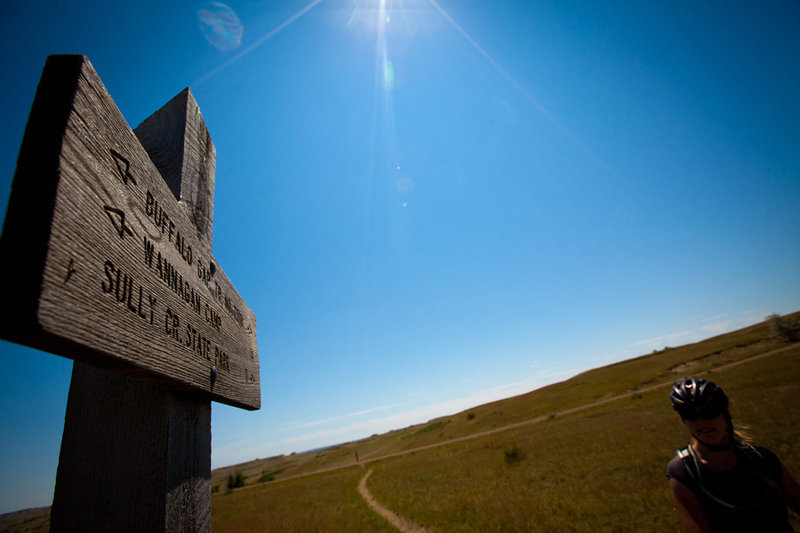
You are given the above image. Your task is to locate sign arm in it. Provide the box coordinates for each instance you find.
[0,55,260,409]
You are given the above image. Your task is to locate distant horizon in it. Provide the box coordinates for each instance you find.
[215,309,793,469]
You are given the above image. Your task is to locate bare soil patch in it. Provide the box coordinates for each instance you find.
[358,469,431,533]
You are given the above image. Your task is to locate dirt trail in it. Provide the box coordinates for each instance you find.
[357,469,431,533]
[351,344,798,529]
[360,343,800,463]
[238,344,798,493]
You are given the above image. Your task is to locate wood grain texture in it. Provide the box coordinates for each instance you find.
[0,55,259,410]
[165,391,212,532]
[51,363,173,533]
[0,55,82,348]
[134,88,215,249]
[51,363,213,533]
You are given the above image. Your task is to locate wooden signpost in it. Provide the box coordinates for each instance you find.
[0,55,260,531]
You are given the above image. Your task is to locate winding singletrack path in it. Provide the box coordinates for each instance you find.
[235,343,798,527]
[350,344,798,529]
[241,344,799,493]
[357,469,431,533]
[358,343,800,464]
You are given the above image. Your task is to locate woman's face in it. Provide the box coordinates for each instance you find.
[682,411,729,447]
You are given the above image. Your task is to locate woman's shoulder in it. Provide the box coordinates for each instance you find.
[739,442,783,478]
[746,443,779,461]
[666,449,694,485]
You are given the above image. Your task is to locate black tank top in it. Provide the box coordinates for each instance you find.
[666,444,793,532]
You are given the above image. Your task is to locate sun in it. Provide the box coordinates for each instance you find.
[344,0,440,39]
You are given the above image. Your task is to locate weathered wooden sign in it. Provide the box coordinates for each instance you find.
[0,55,259,410]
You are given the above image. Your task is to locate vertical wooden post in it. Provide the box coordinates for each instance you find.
[51,89,217,533]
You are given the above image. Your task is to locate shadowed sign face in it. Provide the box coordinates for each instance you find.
[0,56,259,410]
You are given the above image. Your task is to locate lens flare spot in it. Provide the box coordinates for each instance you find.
[383,59,395,90]
[198,2,244,52]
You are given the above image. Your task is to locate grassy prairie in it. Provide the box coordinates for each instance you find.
[213,317,795,493]
[365,345,800,532]
[211,313,799,531]
[211,465,395,532]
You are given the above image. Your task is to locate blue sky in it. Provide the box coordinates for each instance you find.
[1,0,799,513]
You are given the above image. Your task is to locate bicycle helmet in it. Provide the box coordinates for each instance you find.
[670,377,728,415]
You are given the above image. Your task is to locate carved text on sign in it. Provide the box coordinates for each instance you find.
[0,55,259,409]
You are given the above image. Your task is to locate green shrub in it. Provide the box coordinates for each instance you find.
[257,468,284,483]
[227,471,245,490]
[504,444,526,465]
[766,313,800,341]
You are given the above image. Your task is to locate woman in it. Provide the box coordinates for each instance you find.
[667,377,800,532]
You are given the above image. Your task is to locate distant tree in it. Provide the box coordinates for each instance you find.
[766,313,800,341]
[227,471,245,490]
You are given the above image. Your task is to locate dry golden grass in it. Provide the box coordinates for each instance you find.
[0,507,50,533]
[220,316,795,493]
[365,345,800,532]
[211,465,395,532]
[213,313,800,531]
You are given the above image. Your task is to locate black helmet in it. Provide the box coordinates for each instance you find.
[670,378,728,414]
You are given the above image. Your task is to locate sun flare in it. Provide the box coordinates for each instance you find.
[345,0,440,38]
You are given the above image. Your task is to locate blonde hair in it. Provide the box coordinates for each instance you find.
[728,399,753,443]
[732,419,752,443]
